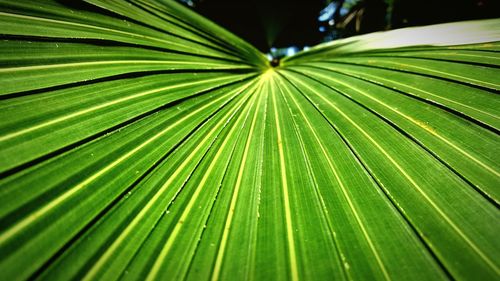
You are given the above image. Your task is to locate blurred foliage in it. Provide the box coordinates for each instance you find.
[176,0,500,51]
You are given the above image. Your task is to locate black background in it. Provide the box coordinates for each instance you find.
[189,0,500,52]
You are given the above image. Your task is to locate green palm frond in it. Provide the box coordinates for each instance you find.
[0,1,499,280]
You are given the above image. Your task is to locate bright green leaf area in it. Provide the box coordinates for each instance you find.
[0,1,499,281]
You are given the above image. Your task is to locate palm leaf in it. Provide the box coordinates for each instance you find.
[0,1,499,280]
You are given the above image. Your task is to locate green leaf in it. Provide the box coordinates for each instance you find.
[0,1,498,281]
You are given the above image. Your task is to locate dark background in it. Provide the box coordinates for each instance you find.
[177,0,500,53]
